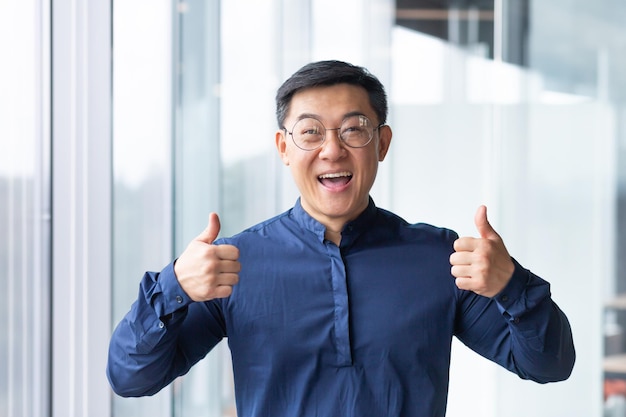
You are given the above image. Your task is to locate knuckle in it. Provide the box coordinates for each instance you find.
[202,284,221,300]
[201,289,214,300]
[200,260,218,276]
[476,262,489,275]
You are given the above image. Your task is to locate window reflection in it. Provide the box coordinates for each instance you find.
[395,0,529,65]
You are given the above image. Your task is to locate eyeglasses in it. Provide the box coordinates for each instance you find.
[284,115,384,151]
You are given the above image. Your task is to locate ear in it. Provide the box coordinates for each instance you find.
[377,125,392,162]
[275,129,290,166]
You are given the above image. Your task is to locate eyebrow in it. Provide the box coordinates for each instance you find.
[293,111,367,123]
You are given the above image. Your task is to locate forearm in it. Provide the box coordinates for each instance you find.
[457,259,575,383]
[106,263,225,397]
[106,265,192,396]
[106,299,189,397]
[506,299,575,383]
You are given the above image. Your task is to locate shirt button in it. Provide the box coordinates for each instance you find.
[158,321,165,329]
[513,317,520,324]
[501,295,509,302]
[176,295,183,303]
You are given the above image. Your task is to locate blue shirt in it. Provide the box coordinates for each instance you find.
[107,198,575,416]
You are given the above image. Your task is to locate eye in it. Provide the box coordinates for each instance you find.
[301,126,321,135]
[341,115,370,135]
[341,123,367,136]
[296,119,324,138]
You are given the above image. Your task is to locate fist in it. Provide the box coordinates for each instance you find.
[174,213,240,302]
[449,206,514,298]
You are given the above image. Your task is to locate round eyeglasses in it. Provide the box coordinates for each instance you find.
[284,115,384,151]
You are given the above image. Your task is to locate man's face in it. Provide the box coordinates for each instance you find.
[275,83,392,230]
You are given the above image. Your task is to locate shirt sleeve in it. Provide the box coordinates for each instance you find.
[454,258,575,383]
[106,261,226,397]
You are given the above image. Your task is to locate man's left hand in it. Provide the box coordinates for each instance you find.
[449,205,515,298]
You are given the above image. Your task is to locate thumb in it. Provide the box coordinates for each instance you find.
[474,205,498,240]
[196,212,221,244]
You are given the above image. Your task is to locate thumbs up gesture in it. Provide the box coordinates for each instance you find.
[449,206,515,298]
[174,213,241,302]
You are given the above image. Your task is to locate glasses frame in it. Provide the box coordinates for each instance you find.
[283,115,385,151]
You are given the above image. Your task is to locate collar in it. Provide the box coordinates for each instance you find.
[290,197,378,247]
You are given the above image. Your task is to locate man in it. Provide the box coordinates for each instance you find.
[107,60,575,416]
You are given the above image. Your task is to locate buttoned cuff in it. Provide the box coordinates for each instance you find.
[493,258,526,308]
[492,258,551,324]
[152,261,194,322]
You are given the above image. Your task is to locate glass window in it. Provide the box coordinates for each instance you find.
[172,1,229,415]
[395,0,530,65]
[112,1,174,416]
[0,2,51,417]
[109,1,626,416]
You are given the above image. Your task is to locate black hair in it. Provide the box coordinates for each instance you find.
[275,60,388,128]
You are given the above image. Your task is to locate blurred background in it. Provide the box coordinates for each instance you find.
[2,0,626,416]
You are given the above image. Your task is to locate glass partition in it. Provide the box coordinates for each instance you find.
[171,1,228,415]
[0,2,51,417]
[112,1,174,416]
[108,0,626,416]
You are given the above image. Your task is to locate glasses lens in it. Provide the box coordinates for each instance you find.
[292,118,325,150]
[340,115,373,148]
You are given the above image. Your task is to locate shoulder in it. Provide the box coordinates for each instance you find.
[215,209,295,246]
[375,207,459,244]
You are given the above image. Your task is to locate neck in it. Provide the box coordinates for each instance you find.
[324,229,342,246]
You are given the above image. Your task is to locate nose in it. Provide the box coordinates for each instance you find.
[318,128,346,160]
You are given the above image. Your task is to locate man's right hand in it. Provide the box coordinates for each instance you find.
[174,213,240,302]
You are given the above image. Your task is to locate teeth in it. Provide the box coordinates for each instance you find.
[318,172,352,179]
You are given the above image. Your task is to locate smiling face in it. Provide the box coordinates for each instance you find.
[275,83,392,236]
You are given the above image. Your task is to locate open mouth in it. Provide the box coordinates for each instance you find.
[318,171,353,188]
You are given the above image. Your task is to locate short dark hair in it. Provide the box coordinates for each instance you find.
[275,60,388,129]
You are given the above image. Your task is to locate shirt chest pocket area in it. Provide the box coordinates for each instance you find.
[225,271,340,359]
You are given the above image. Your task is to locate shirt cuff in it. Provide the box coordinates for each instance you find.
[492,258,551,323]
[152,261,194,320]
[493,258,527,309]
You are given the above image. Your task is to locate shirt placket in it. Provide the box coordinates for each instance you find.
[325,240,352,367]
